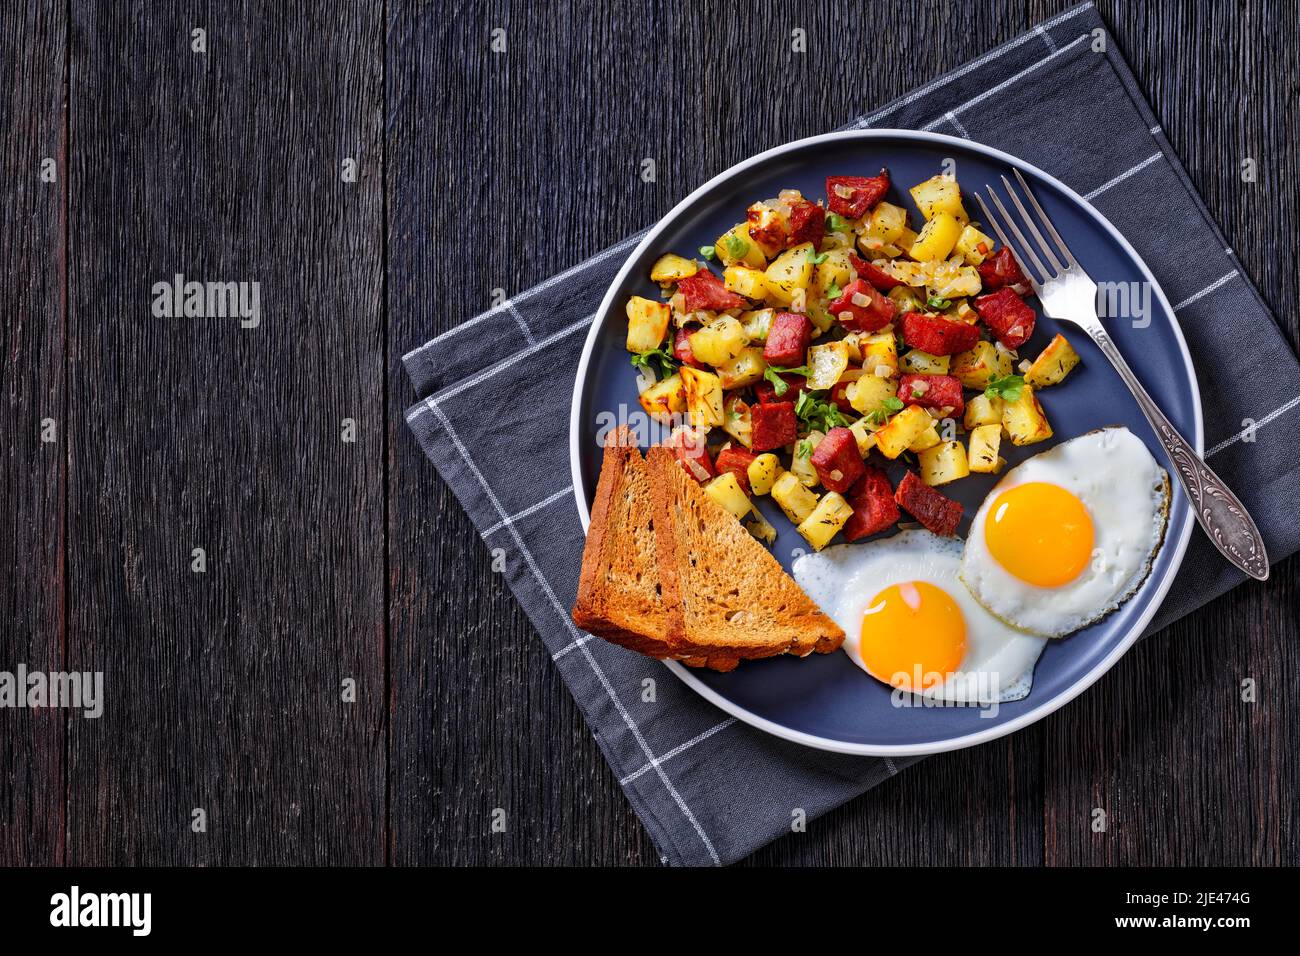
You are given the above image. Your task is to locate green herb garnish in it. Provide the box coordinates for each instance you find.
[630,345,678,380]
[825,212,848,233]
[812,252,829,265]
[698,245,717,260]
[984,374,1025,402]
[826,281,842,299]
[763,364,810,397]
[721,233,749,259]
[794,389,851,433]
[795,439,813,458]
[927,296,951,310]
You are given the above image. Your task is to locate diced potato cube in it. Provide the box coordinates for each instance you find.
[688,315,749,366]
[721,394,752,447]
[763,242,815,307]
[1001,385,1053,446]
[963,392,1004,430]
[860,331,899,377]
[848,417,878,456]
[704,472,752,520]
[806,341,851,390]
[886,260,929,288]
[1025,333,1082,388]
[908,422,942,453]
[814,248,854,297]
[679,365,724,427]
[863,202,909,245]
[888,287,925,319]
[796,492,853,551]
[771,471,820,524]
[909,175,968,221]
[740,308,774,343]
[744,510,776,546]
[790,431,824,488]
[638,373,685,419]
[747,204,789,258]
[901,349,951,375]
[918,440,970,486]
[847,374,899,418]
[747,454,781,496]
[625,296,670,353]
[952,341,1011,389]
[717,346,767,390]
[716,222,767,269]
[895,226,919,257]
[841,332,863,363]
[723,265,769,302]
[953,225,994,265]
[874,405,932,459]
[908,212,962,262]
[649,254,699,284]
[967,424,1002,473]
[805,300,834,334]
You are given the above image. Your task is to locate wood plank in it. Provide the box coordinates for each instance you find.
[64,2,386,864]
[0,0,66,867]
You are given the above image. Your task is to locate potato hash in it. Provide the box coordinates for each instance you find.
[625,169,1082,553]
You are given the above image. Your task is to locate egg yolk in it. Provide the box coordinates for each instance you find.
[859,581,966,691]
[985,481,1094,587]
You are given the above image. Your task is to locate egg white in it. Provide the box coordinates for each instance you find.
[960,426,1170,638]
[793,529,1050,705]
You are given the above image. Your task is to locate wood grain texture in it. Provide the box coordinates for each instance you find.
[0,0,1295,868]
[0,0,66,866]
[62,1,386,864]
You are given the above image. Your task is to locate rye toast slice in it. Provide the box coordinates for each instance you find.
[571,429,679,658]
[647,445,845,661]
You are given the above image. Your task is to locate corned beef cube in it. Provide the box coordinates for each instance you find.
[750,401,798,452]
[826,170,890,219]
[850,253,905,291]
[976,247,1028,291]
[787,199,825,247]
[673,327,704,368]
[714,446,758,495]
[754,373,807,405]
[763,311,812,367]
[898,373,965,417]
[809,426,865,493]
[829,278,896,333]
[678,268,748,313]
[894,471,963,536]
[843,466,900,541]
[974,287,1036,349]
[902,311,980,356]
[666,429,716,482]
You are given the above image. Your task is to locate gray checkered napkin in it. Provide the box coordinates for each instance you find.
[403,2,1300,865]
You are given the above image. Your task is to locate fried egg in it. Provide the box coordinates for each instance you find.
[793,530,1050,704]
[960,427,1170,638]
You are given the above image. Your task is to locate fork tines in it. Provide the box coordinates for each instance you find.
[975,168,1081,294]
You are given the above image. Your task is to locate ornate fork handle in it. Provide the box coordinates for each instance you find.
[1089,325,1269,581]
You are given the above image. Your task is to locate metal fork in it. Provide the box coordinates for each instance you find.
[976,169,1269,581]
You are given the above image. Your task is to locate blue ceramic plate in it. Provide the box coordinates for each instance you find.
[568,130,1200,756]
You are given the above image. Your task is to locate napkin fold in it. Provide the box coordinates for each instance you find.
[403,1,1300,865]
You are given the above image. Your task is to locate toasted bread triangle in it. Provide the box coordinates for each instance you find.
[571,429,680,658]
[647,445,845,661]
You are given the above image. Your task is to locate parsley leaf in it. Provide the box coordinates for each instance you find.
[795,439,813,458]
[883,396,904,412]
[985,374,1025,402]
[762,364,810,397]
[721,233,749,259]
[826,281,842,299]
[698,245,717,260]
[630,346,678,380]
[825,212,848,233]
[812,252,829,265]
[865,396,903,425]
[927,296,951,310]
[794,389,851,433]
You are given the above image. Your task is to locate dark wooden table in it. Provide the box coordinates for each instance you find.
[1,0,1295,866]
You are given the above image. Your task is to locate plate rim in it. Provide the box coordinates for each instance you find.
[567,128,1202,757]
